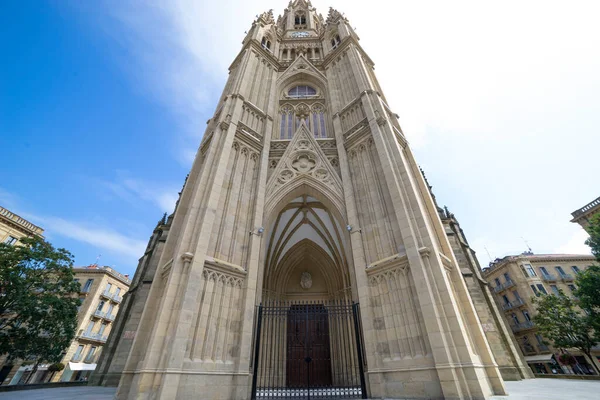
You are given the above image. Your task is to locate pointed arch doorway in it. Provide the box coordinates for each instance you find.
[251,193,367,399]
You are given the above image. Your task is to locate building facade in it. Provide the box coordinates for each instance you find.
[92,2,530,399]
[482,253,600,376]
[0,205,44,245]
[1,266,131,385]
[571,196,600,231]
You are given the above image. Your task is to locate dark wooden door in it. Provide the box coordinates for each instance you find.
[286,304,332,387]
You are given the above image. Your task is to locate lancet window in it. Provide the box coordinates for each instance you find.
[261,37,272,51]
[294,13,307,28]
[279,103,327,139]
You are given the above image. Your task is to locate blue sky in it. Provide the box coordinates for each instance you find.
[2,0,599,277]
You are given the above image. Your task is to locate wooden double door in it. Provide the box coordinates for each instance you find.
[286,304,332,387]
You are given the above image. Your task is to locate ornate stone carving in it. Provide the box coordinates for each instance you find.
[300,271,312,290]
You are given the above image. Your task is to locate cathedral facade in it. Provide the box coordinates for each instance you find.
[92,2,530,398]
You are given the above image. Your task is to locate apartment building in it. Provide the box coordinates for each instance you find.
[482,253,599,376]
[2,265,130,384]
[0,205,44,245]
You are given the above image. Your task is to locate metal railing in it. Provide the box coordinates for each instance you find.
[541,273,557,282]
[511,321,535,332]
[494,279,515,293]
[560,273,574,282]
[502,298,525,311]
[80,331,108,343]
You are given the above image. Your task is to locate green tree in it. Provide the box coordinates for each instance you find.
[532,293,599,374]
[0,236,80,382]
[585,213,600,260]
[575,214,600,332]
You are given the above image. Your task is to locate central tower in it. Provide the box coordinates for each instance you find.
[109,2,511,398]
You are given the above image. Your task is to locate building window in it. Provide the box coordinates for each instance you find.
[331,34,341,49]
[261,37,272,51]
[494,278,501,287]
[511,313,520,325]
[96,301,105,313]
[536,284,547,295]
[85,346,97,363]
[114,287,121,296]
[85,321,95,334]
[550,285,560,295]
[503,273,511,282]
[106,304,114,315]
[288,85,317,98]
[502,295,510,305]
[572,266,581,274]
[72,345,84,361]
[294,13,306,27]
[568,284,577,292]
[530,285,540,297]
[279,104,294,139]
[555,266,567,277]
[82,279,94,293]
[98,323,107,335]
[522,264,536,277]
[4,236,18,245]
[539,266,550,276]
[513,290,522,301]
[522,310,531,321]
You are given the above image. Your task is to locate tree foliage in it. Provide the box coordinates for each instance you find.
[0,236,80,369]
[532,292,599,373]
[585,213,600,260]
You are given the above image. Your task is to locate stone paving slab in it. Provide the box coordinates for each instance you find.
[1,379,599,399]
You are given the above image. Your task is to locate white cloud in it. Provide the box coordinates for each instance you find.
[101,170,178,213]
[555,230,592,255]
[23,213,147,261]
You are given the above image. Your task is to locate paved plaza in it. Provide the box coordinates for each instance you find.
[0,378,599,399]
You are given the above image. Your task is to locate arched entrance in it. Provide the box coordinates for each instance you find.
[251,193,366,399]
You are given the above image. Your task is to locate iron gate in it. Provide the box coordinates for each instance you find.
[251,301,367,399]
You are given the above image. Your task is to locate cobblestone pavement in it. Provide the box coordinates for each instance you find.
[1,378,599,399]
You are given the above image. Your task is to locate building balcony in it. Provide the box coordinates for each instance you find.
[560,274,574,282]
[502,298,526,311]
[541,273,557,282]
[493,279,515,293]
[79,331,108,343]
[511,321,535,332]
[112,294,122,303]
[92,310,115,322]
[100,289,112,300]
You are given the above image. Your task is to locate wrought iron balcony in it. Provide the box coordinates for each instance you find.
[560,274,574,282]
[511,321,535,332]
[502,298,525,311]
[80,331,108,343]
[494,279,515,293]
[541,273,557,282]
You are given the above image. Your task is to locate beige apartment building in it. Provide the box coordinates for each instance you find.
[1,265,130,385]
[571,196,600,231]
[482,253,600,376]
[0,205,44,244]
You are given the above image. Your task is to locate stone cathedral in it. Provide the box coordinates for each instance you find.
[92,2,532,399]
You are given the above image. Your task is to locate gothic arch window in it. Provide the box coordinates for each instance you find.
[288,85,316,99]
[261,37,272,51]
[311,104,327,138]
[280,104,294,139]
[331,34,341,49]
[294,13,307,28]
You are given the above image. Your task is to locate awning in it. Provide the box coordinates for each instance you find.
[68,362,97,371]
[525,354,554,363]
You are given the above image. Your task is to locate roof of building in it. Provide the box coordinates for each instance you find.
[482,252,596,276]
[73,264,132,286]
[0,205,44,236]
[571,196,600,222]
